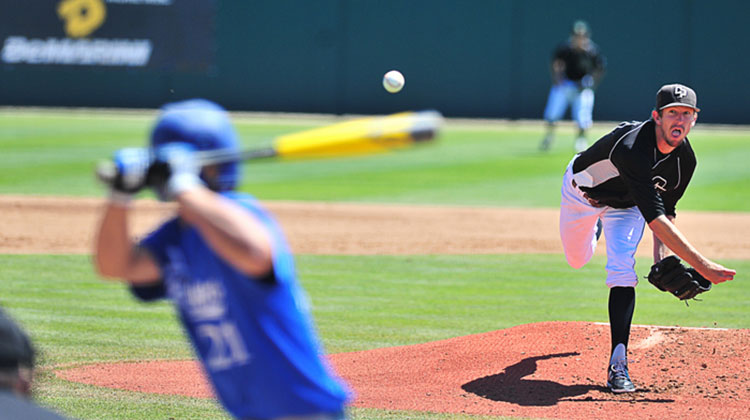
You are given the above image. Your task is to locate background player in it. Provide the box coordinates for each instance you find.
[540,20,606,152]
[558,84,735,392]
[93,99,351,420]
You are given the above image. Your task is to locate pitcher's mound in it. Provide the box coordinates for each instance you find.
[57,321,750,420]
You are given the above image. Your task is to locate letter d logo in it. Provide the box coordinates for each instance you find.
[57,0,106,38]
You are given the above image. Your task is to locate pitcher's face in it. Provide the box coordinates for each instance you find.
[653,106,697,148]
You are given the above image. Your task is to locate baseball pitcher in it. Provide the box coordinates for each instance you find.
[558,84,735,393]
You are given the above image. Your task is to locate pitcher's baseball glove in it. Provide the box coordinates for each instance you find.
[647,256,712,301]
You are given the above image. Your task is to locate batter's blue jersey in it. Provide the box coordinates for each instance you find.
[138,192,350,419]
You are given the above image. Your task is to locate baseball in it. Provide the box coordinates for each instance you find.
[383,70,405,93]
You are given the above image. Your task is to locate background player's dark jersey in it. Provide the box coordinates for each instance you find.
[554,41,605,83]
[571,119,696,223]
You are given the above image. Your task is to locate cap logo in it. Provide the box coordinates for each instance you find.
[674,86,688,98]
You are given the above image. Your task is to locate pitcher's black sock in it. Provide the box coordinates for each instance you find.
[608,286,635,354]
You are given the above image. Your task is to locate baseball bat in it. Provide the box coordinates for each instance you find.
[196,109,443,164]
[97,110,443,183]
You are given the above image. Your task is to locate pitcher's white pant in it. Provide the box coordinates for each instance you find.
[559,157,646,288]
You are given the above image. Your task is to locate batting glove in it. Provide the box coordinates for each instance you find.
[108,148,152,205]
[149,143,203,201]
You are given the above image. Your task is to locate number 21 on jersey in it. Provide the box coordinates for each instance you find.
[197,321,251,371]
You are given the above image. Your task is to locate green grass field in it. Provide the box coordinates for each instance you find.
[1,109,748,420]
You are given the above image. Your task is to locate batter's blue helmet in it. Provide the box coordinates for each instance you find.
[150,99,240,191]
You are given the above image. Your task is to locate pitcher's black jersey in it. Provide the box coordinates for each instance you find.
[571,119,696,223]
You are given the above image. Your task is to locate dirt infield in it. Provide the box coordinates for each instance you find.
[3,195,748,419]
[2,195,749,258]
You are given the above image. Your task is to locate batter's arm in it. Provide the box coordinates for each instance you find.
[93,203,161,284]
[648,215,735,284]
[175,187,273,278]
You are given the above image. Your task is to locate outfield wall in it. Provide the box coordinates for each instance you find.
[1,0,748,124]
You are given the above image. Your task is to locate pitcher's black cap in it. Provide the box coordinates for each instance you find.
[656,84,700,112]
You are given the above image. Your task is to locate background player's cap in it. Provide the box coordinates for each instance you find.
[571,20,590,36]
[656,84,700,112]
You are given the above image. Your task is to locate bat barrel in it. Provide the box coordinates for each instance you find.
[201,110,443,163]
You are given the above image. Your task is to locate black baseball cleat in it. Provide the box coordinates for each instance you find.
[607,362,636,393]
[607,343,636,393]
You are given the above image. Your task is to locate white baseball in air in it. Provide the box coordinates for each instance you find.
[383,70,405,93]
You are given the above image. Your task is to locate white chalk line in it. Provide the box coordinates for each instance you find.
[591,322,729,331]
